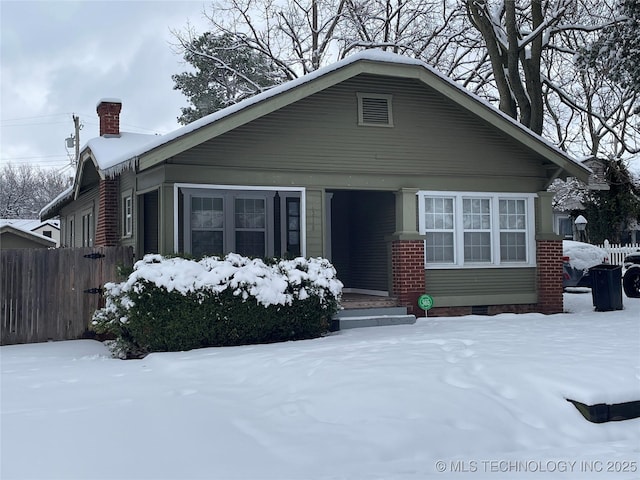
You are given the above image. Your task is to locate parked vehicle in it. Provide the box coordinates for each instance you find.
[622,252,640,298]
[562,241,609,290]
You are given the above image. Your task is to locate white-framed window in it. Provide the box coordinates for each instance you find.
[499,198,527,262]
[463,197,492,263]
[555,214,573,239]
[423,196,455,263]
[357,93,393,127]
[122,193,133,238]
[418,191,536,268]
[81,209,94,247]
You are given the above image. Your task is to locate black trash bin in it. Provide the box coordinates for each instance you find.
[589,264,623,311]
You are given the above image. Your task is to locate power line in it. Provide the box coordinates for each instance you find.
[0,113,73,123]
[1,121,70,128]
[2,154,68,161]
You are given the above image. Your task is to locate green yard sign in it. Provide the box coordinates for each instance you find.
[418,294,434,311]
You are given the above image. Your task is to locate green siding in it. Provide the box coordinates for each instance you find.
[160,185,174,254]
[425,268,537,306]
[140,190,160,255]
[169,75,549,193]
[60,190,98,247]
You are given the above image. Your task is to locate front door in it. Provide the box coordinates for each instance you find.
[328,190,395,293]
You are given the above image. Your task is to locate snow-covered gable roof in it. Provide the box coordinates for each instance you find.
[0,218,59,231]
[96,49,589,182]
[102,51,424,175]
[40,132,158,220]
[39,186,74,221]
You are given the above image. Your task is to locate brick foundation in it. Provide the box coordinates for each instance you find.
[428,304,538,317]
[391,240,426,316]
[95,178,119,246]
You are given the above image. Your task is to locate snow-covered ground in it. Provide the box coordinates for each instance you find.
[1,292,639,480]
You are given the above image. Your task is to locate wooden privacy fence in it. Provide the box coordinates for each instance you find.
[1,246,134,346]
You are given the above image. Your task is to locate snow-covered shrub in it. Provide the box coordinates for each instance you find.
[92,254,343,358]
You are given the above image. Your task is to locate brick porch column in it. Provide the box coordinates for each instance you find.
[536,239,563,314]
[95,177,120,246]
[391,240,426,316]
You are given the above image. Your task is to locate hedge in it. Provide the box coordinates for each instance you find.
[92,254,343,358]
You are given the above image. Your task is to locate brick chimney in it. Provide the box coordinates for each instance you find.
[96,99,122,136]
[94,99,122,247]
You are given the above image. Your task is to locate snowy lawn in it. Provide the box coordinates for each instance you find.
[1,293,639,480]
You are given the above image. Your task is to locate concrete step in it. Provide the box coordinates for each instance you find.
[331,305,416,330]
[337,314,417,330]
[336,306,408,318]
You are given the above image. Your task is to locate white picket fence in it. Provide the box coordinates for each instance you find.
[597,240,640,266]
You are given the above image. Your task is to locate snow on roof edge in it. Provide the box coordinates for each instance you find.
[101,51,422,177]
[96,49,585,177]
[0,223,57,245]
[40,186,74,220]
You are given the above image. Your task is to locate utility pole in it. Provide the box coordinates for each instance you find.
[66,114,82,167]
[72,114,80,166]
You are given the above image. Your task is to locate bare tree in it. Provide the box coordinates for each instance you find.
[174,0,473,80]
[0,164,71,219]
[173,0,635,161]
[181,0,349,80]
[538,1,639,160]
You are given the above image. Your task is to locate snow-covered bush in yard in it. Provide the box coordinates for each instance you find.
[92,253,343,358]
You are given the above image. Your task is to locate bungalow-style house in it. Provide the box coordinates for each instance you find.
[0,219,58,249]
[41,50,591,316]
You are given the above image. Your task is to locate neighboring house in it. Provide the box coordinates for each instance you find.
[552,157,640,243]
[0,219,58,249]
[551,157,607,239]
[30,219,61,246]
[41,50,591,316]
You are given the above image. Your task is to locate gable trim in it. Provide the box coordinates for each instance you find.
[99,52,589,185]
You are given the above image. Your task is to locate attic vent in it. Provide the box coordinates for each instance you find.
[357,93,393,127]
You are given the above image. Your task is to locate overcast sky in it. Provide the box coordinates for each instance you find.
[2,1,638,180]
[1,0,211,174]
